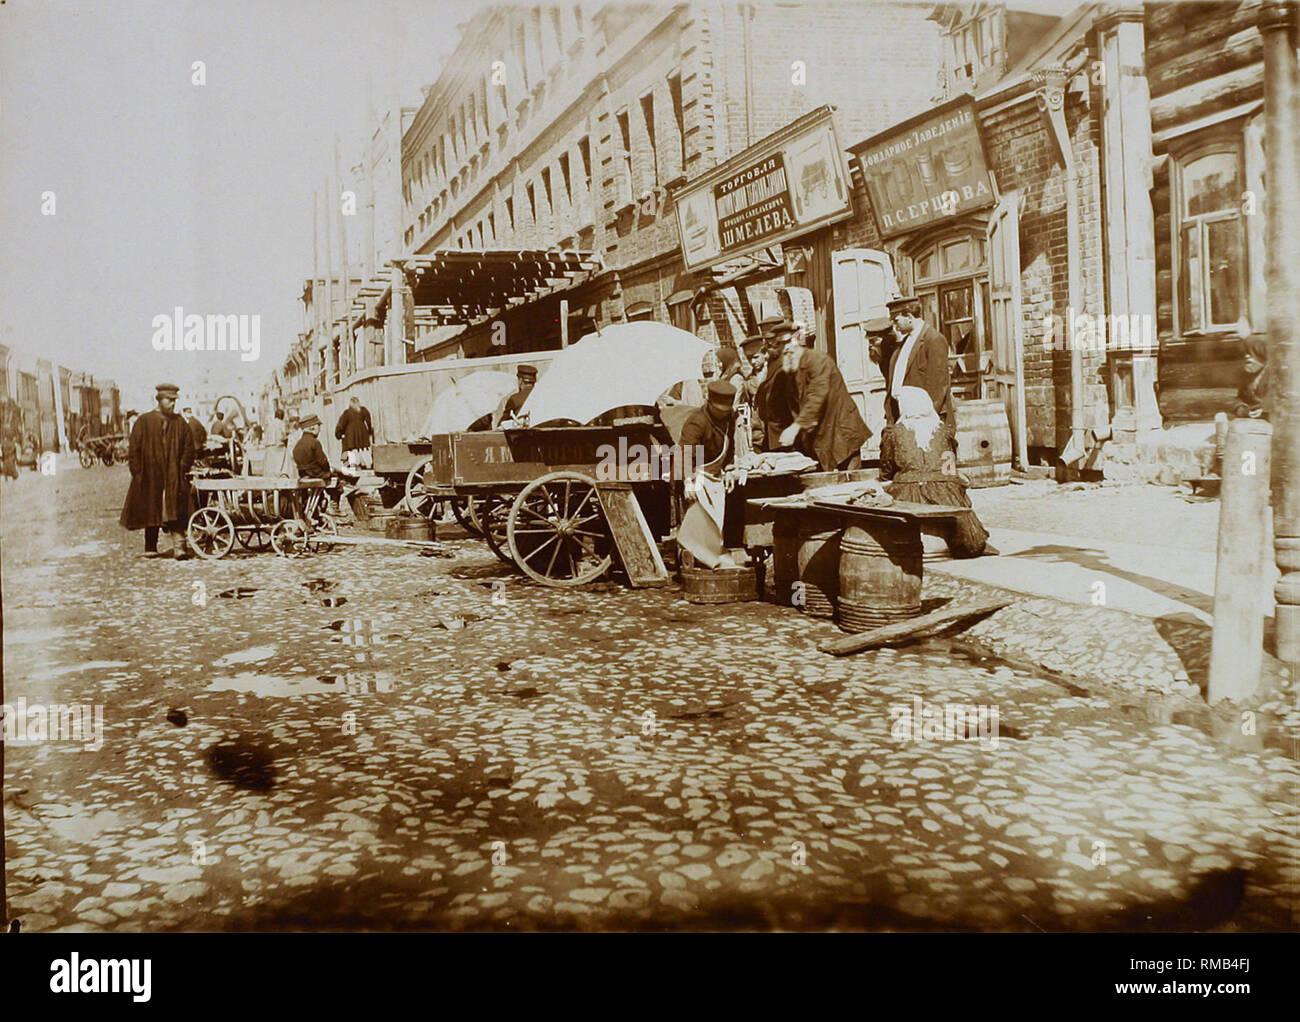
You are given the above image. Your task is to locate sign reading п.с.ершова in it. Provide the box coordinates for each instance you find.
[673,106,852,272]
[848,96,996,239]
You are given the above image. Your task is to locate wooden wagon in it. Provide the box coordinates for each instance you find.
[186,475,336,559]
[370,441,475,531]
[421,423,680,588]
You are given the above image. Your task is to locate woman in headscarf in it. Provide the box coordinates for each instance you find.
[1234,338,1269,419]
[879,385,991,558]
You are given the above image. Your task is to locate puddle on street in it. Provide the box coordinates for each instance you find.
[213,645,277,667]
[302,578,337,593]
[207,737,276,791]
[320,596,347,607]
[205,671,396,696]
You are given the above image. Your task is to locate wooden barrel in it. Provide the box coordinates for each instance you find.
[681,564,758,604]
[368,505,398,532]
[955,399,1012,486]
[386,515,434,541]
[837,520,923,632]
[772,509,840,617]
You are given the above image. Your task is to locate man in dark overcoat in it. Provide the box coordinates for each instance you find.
[120,383,196,557]
[885,295,954,432]
[768,318,871,470]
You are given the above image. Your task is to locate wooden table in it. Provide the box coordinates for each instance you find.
[745,493,967,632]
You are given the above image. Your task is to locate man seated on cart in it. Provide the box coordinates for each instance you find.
[293,414,353,520]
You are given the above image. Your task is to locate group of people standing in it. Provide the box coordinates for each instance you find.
[675,296,990,559]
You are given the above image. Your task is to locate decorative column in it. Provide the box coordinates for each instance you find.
[1260,1,1300,668]
[1098,7,1160,439]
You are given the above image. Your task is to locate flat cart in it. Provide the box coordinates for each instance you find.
[77,429,128,468]
[423,423,680,588]
[186,475,336,559]
[371,441,476,531]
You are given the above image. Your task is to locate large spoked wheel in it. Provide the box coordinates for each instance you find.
[78,446,94,469]
[270,519,310,558]
[507,472,613,587]
[403,459,439,519]
[187,506,236,560]
[470,493,515,565]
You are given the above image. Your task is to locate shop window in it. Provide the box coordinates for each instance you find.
[1173,141,1248,334]
[668,73,686,177]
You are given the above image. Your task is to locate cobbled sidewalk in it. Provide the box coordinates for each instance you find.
[2,466,1298,931]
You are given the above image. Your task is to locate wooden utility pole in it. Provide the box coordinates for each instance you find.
[1260,1,1300,676]
[1209,419,1273,703]
[335,135,352,377]
[324,174,336,387]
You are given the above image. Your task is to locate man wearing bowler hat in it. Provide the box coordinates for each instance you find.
[119,382,197,558]
[765,316,870,470]
[886,295,954,434]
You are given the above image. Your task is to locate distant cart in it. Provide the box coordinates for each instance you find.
[186,475,335,559]
[76,427,128,468]
[423,424,681,588]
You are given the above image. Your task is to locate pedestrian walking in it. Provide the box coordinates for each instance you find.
[335,396,374,469]
[119,383,197,558]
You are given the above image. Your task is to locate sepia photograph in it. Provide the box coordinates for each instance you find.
[0,0,1294,994]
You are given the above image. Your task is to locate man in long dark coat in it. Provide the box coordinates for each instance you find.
[120,383,196,557]
[334,396,374,460]
[767,319,871,470]
[886,295,954,432]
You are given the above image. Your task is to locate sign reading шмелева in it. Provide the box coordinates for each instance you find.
[674,106,852,272]
[850,97,995,239]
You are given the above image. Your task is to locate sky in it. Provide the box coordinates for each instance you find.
[0,0,474,410]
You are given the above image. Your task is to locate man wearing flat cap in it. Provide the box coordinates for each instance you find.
[680,379,738,468]
[492,363,539,428]
[886,295,954,434]
[763,317,871,470]
[119,383,197,557]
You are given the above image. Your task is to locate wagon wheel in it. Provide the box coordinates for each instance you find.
[186,506,236,560]
[507,472,613,587]
[472,493,515,565]
[270,519,310,558]
[113,438,129,463]
[307,513,338,553]
[78,446,94,469]
[403,459,440,519]
[451,495,481,536]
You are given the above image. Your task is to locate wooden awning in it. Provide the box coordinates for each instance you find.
[391,249,601,326]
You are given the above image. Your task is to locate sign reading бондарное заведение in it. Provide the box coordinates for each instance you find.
[673,106,852,272]
[849,96,995,239]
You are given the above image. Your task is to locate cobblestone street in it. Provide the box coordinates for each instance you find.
[2,463,1297,932]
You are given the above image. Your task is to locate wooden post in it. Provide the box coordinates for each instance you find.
[335,135,352,375]
[559,298,569,348]
[323,176,336,387]
[1260,2,1300,673]
[1209,419,1273,703]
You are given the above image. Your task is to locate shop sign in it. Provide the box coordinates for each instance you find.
[673,106,852,271]
[849,97,995,239]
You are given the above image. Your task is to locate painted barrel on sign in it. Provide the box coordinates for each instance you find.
[837,520,923,632]
[771,508,841,617]
[955,399,1013,486]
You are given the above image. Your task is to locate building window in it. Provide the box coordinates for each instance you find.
[506,196,515,231]
[616,110,634,205]
[516,22,530,91]
[910,228,990,399]
[559,151,572,206]
[1173,142,1247,334]
[488,213,495,241]
[526,181,537,224]
[578,135,592,193]
[542,166,553,213]
[640,92,659,184]
[668,73,686,176]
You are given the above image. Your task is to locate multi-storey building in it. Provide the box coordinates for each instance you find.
[394,2,943,359]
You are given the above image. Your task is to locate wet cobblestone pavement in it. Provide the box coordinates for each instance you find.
[3,465,1298,931]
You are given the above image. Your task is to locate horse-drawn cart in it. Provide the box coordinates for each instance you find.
[423,423,681,588]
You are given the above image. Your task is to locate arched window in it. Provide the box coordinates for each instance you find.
[905,224,990,397]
